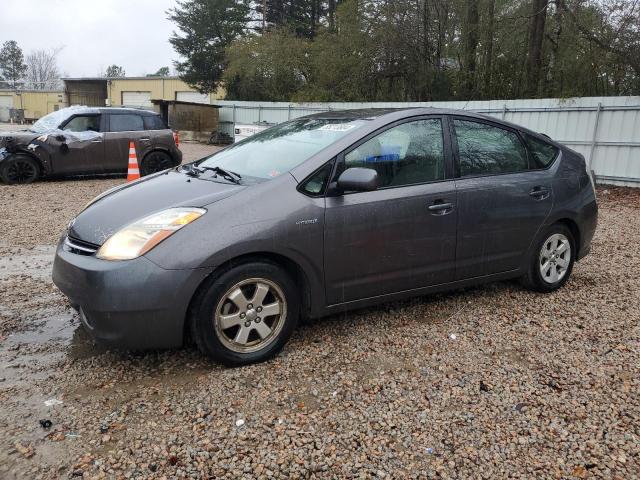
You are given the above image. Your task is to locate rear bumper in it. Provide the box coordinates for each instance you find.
[171,146,183,165]
[577,199,598,260]
[52,237,212,350]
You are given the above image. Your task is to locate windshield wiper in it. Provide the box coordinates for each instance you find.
[180,163,202,177]
[197,166,242,184]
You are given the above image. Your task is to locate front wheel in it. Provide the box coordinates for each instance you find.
[0,155,40,184]
[522,224,575,293]
[190,262,299,366]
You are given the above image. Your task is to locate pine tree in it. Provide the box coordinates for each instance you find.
[0,40,27,89]
[168,0,251,93]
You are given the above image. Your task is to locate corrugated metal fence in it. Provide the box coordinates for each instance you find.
[214,96,640,187]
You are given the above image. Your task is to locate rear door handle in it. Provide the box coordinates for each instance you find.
[529,186,550,200]
[428,200,454,215]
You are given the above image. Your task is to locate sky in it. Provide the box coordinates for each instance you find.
[0,0,180,77]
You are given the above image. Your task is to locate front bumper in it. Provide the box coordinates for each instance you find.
[52,237,213,350]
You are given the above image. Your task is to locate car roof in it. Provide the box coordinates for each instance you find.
[67,106,158,116]
[303,107,558,145]
[304,107,495,122]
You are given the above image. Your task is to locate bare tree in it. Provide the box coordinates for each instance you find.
[25,47,63,90]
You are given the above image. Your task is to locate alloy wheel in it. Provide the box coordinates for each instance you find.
[142,152,173,175]
[539,233,571,284]
[213,278,287,353]
[6,159,37,183]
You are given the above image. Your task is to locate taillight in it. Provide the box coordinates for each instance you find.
[173,131,180,148]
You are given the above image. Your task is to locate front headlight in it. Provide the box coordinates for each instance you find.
[96,207,206,261]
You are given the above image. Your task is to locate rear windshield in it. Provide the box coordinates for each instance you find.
[198,118,367,180]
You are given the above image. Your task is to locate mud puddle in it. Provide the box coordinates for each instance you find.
[0,245,56,280]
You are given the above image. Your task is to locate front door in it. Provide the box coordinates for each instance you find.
[451,117,553,279]
[55,113,105,175]
[324,117,458,305]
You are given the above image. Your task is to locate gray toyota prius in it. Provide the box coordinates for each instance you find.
[52,108,598,366]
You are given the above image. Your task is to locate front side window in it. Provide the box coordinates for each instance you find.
[343,119,445,188]
[198,117,367,181]
[300,162,334,196]
[523,133,559,168]
[110,114,144,132]
[63,115,101,132]
[454,119,528,176]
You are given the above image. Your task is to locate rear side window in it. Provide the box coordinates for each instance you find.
[344,119,445,188]
[454,119,528,176]
[524,133,559,168]
[143,115,167,130]
[109,114,144,132]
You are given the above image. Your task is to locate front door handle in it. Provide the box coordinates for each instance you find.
[529,186,550,200]
[428,200,454,215]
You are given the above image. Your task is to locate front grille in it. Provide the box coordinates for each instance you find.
[64,235,99,256]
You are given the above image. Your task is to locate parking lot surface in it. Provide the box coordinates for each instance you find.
[0,148,638,478]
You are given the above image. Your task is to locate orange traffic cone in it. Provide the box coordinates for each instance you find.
[126,141,140,182]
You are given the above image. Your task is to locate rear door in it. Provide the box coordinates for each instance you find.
[143,114,174,152]
[323,116,458,304]
[451,117,553,279]
[56,113,105,175]
[103,113,150,173]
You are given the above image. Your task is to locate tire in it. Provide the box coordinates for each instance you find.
[140,150,174,176]
[0,154,40,184]
[190,261,299,366]
[522,223,575,293]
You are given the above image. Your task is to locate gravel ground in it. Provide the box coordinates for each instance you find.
[0,161,638,479]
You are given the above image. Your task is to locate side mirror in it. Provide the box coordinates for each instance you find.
[336,167,378,192]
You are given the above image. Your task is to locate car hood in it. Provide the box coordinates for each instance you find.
[0,131,40,149]
[68,170,244,245]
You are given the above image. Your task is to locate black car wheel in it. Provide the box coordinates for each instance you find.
[522,223,575,293]
[140,151,174,176]
[190,261,299,366]
[0,155,40,185]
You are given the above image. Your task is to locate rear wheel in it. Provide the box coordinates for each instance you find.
[0,155,40,184]
[522,224,575,293]
[140,150,174,176]
[190,262,299,366]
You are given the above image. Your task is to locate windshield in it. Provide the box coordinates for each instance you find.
[198,117,368,180]
[31,106,87,133]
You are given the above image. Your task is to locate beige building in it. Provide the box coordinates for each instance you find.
[63,76,225,109]
[0,77,225,123]
[0,90,66,122]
